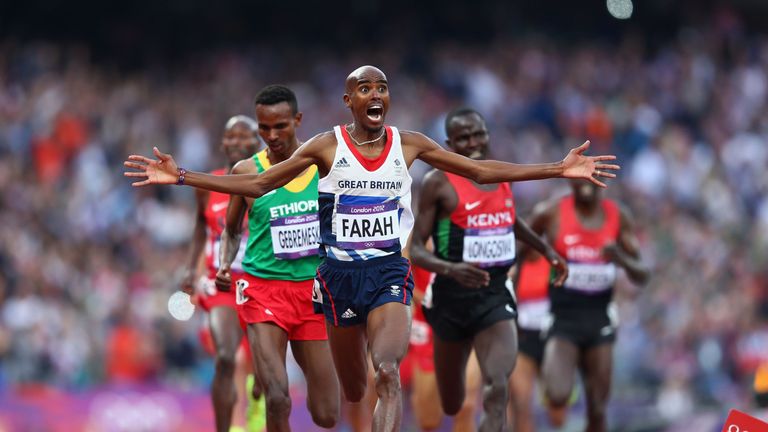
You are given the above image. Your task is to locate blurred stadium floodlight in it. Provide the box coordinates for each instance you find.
[607,0,633,19]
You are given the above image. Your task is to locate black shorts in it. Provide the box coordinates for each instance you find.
[547,302,618,349]
[517,327,546,366]
[422,271,517,342]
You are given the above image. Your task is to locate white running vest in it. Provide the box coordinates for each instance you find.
[317,125,414,261]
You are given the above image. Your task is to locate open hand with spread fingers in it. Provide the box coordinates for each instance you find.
[123,147,181,186]
[562,141,620,187]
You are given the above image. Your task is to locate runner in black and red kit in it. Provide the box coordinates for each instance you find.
[507,250,568,432]
[180,116,261,432]
[410,107,567,431]
[531,180,649,432]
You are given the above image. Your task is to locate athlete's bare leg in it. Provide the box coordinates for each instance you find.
[453,351,481,432]
[209,306,244,432]
[247,323,292,432]
[579,344,612,432]
[291,338,340,428]
[326,324,370,403]
[367,302,412,432]
[473,320,517,432]
[345,357,377,432]
[433,337,474,416]
[542,337,579,408]
[508,353,538,432]
[410,363,443,430]
[231,344,251,429]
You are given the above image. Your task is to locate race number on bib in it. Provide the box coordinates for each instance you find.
[269,213,320,259]
[212,238,248,271]
[564,262,616,293]
[336,201,400,249]
[235,278,249,305]
[463,227,516,267]
[517,299,550,330]
[409,320,430,346]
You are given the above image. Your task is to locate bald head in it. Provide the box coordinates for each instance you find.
[225,115,258,131]
[345,65,387,93]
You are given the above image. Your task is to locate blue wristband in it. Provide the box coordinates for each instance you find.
[177,167,187,185]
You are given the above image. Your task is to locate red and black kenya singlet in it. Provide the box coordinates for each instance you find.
[550,196,620,312]
[432,173,516,273]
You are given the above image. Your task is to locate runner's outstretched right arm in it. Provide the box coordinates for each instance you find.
[124,133,333,196]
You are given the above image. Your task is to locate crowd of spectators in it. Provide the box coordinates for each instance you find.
[1,15,767,428]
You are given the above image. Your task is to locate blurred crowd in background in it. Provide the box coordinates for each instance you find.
[1,7,768,429]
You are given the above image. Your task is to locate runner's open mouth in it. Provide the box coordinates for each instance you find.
[366,106,383,121]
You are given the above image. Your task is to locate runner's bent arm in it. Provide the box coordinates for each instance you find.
[181,189,209,294]
[219,159,254,268]
[604,206,649,285]
[514,217,568,286]
[402,132,619,187]
[124,133,334,196]
[216,160,253,291]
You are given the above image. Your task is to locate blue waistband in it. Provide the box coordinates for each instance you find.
[322,253,405,269]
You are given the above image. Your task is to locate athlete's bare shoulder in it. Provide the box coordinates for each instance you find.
[304,130,337,145]
[399,129,442,165]
[422,168,448,186]
[531,196,561,220]
[399,129,435,147]
[299,130,338,174]
[615,201,636,226]
[232,157,258,175]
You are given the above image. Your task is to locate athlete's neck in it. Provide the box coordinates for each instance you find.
[574,199,601,217]
[268,140,301,164]
[347,123,385,145]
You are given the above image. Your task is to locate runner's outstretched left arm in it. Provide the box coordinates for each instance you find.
[405,132,619,187]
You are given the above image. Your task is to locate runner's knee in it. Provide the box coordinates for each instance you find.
[374,360,401,396]
[341,380,367,403]
[585,385,609,419]
[214,352,236,375]
[546,385,571,409]
[310,405,338,428]
[482,375,509,411]
[265,387,292,419]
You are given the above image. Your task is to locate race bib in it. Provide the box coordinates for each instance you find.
[410,319,430,346]
[235,278,249,305]
[212,238,248,271]
[269,213,320,259]
[462,227,516,267]
[336,201,400,249]
[517,299,550,330]
[564,262,616,293]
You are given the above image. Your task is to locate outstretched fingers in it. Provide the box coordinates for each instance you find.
[153,146,170,161]
[130,178,153,187]
[573,140,591,155]
[595,171,616,179]
[588,176,608,188]
[123,161,147,171]
[128,154,156,164]
[594,161,620,171]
